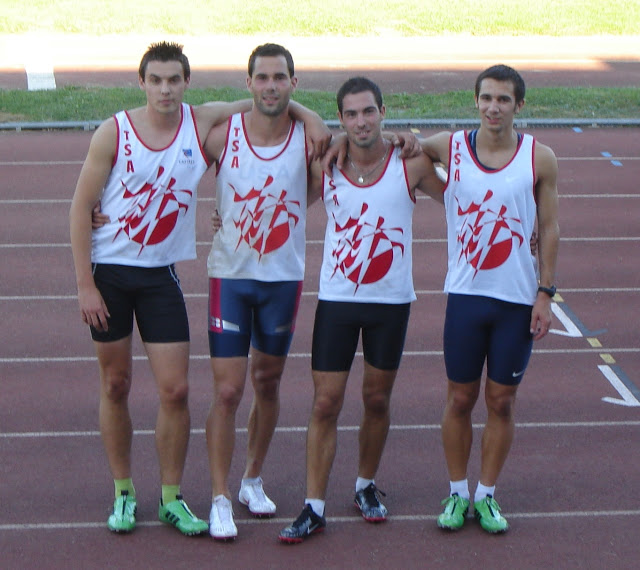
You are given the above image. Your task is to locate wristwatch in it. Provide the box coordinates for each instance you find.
[537,285,557,298]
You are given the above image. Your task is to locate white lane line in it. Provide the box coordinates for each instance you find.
[2,509,640,532]
[3,420,640,439]
[1,347,639,364]
[1,347,640,364]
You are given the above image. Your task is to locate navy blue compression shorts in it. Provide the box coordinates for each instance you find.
[208,278,302,358]
[90,263,189,343]
[443,293,533,386]
[311,300,411,372]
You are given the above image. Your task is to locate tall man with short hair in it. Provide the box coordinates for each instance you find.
[422,64,560,533]
[203,43,330,540]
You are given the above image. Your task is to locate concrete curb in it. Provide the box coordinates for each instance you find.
[2,118,639,132]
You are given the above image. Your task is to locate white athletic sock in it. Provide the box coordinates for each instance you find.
[305,498,325,517]
[449,479,470,500]
[474,482,496,504]
[356,477,374,493]
[241,476,261,488]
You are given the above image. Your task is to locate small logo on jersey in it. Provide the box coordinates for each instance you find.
[114,165,192,254]
[331,202,404,292]
[456,189,524,276]
[179,148,196,166]
[231,175,301,258]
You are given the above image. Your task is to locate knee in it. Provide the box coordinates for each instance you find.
[214,382,243,412]
[486,393,515,419]
[362,390,390,417]
[101,369,131,403]
[312,392,343,422]
[447,388,477,416]
[158,380,189,408]
[251,368,281,403]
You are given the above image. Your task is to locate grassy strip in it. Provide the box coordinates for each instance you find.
[2,0,639,35]
[1,86,639,123]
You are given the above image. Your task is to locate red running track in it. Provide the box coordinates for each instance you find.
[1,127,639,569]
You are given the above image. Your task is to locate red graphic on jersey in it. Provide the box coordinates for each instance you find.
[331,203,404,292]
[231,175,300,258]
[456,189,524,276]
[114,166,192,255]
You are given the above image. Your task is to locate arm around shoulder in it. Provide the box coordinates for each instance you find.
[288,100,331,160]
[420,131,451,164]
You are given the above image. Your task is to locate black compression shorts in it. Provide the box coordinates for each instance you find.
[90,263,189,343]
[311,300,411,372]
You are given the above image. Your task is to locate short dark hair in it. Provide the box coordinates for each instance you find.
[336,77,384,114]
[248,43,295,78]
[474,64,525,103]
[138,42,190,81]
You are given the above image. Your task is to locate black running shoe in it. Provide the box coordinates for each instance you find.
[278,504,326,544]
[354,483,388,522]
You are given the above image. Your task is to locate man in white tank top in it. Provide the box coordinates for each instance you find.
[202,43,333,540]
[70,42,330,538]
[419,65,560,533]
[279,77,445,544]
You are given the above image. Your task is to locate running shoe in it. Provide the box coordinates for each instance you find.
[158,494,208,536]
[474,495,509,533]
[354,483,388,522]
[238,477,276,517]
[437,493,470,530]
[107,490,137,533]
[278,504,326,544]
[209,495,238,540]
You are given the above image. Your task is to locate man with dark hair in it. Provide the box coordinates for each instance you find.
[421,64,559,534]
[71,41,329,536]
[203,42,332,540]
[278,77,444,543]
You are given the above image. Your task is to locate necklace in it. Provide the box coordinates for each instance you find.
[348,149,387,184]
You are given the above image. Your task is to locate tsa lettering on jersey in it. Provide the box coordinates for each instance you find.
[451,139,462,182]
[330,202,405,293]
[455,189,525,277]
[228,174,301,259]
[114,162,193,255]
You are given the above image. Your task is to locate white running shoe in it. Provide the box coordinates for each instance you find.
[238,477,276,517]
[209,495,237,540]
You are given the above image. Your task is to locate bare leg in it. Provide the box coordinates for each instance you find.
[206,356,248,499]
[440,379,481,482]
[306,370,350,499]
[243,348,287,479]
[96,336,134,480]
[358,362,397,479]
[145,341,191,486]
[479,378,518,486]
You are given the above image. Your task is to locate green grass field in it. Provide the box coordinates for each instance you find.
[1,0,639,123]
[1,85,639,124]
[3,0,640,35]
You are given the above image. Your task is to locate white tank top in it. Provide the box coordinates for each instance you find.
[443,130,538,305]
[207,113,308,281]
[92,104,208,267]
[319,147,416,304]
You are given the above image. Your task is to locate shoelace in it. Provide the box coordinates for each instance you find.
[294,505,316,527]
[217,500,233,524]
[362,484,386,506]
